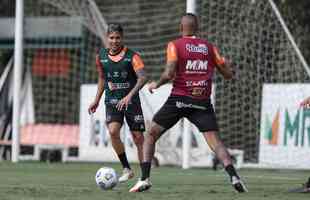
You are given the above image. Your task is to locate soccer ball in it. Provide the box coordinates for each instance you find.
[95,167,118,190]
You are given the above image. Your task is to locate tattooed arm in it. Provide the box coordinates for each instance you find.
[128,68,148,97]
[116,68,148,110]
[148,61,177,93]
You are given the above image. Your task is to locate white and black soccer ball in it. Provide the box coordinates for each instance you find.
[95,167,118,190]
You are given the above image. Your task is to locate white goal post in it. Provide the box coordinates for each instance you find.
[12,0,24,162]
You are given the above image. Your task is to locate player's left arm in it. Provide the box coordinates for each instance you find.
[128,54,148,97]
[213,46,233,80]
[128,68,148,97]
[116,54,148,110]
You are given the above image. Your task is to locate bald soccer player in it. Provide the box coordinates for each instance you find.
[129,13,247,193]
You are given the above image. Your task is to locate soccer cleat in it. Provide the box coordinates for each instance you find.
[118,168,134,183]
[129,178,152,192]
[231,176,248,193]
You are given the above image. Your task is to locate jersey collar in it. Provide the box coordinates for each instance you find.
[183,35,197,38]
[108,46,125,56]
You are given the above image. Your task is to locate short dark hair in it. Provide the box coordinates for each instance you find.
[185,13,197,18]
[185,13,198,25]
[107,23,123,35]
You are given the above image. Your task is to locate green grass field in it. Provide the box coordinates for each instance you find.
[0,162,309,200]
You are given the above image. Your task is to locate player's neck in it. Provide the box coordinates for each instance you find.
[109,46,124,56]
[182,34,196,38]
[182,32,196,38]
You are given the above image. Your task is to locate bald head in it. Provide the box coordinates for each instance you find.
[180,13,198,36]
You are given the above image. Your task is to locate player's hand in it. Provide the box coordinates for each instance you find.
[116,94,132,111]
[300,96,310,108]
[148,81,158,93]
[88,101,99,114]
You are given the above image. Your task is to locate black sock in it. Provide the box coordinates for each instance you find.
[225,164,239,180]
[118,152,131,169]
[306,177,310,187]
[140,162,151,181]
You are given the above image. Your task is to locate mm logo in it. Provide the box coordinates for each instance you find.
[264,109,310,147]
[186,60,208,71]
[264,110,279,145]
[283,109,310,147]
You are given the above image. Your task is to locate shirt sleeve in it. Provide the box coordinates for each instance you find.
[166,41,178,62]
[96,54,104,78]
[132,53,145,72]
[212,46,226,65]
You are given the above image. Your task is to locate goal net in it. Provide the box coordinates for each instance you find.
[12,0,309,168]
[199,0,309,168]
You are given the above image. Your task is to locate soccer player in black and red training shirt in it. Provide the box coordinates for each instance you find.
[130,13,247,193]
[88,23,148,183]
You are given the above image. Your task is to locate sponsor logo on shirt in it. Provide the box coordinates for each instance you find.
[186,80,208,87]
[113,71,119,77]
[175,101,206,110]
[191,87,205,97]
[109,99,119,104]
[186,44,208,55]
[134,115,144,122]
[108,82,130,90]
[109,99,133,105]
[121,71,128,78]
[185,59,208,73]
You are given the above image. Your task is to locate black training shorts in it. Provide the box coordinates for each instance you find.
[153,95,218,132]
[105,102,145,132]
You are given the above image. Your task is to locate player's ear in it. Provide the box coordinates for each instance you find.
[179,23,183,33]
[195,19,199,33]
[195,18,199,32]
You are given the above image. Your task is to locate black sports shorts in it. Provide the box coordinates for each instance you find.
[105,102,145,132]
[153,95,218,132]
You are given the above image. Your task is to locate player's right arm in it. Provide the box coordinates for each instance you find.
[149,41,177,93]
[213,46,233,80]
[88,54,105,114]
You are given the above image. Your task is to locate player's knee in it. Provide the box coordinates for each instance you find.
[146,124,165,143]
[132,133,144,146]
[147,131,160,144]
[150,124,162,135]
[109,129,121,140]
[144,135,155,145]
